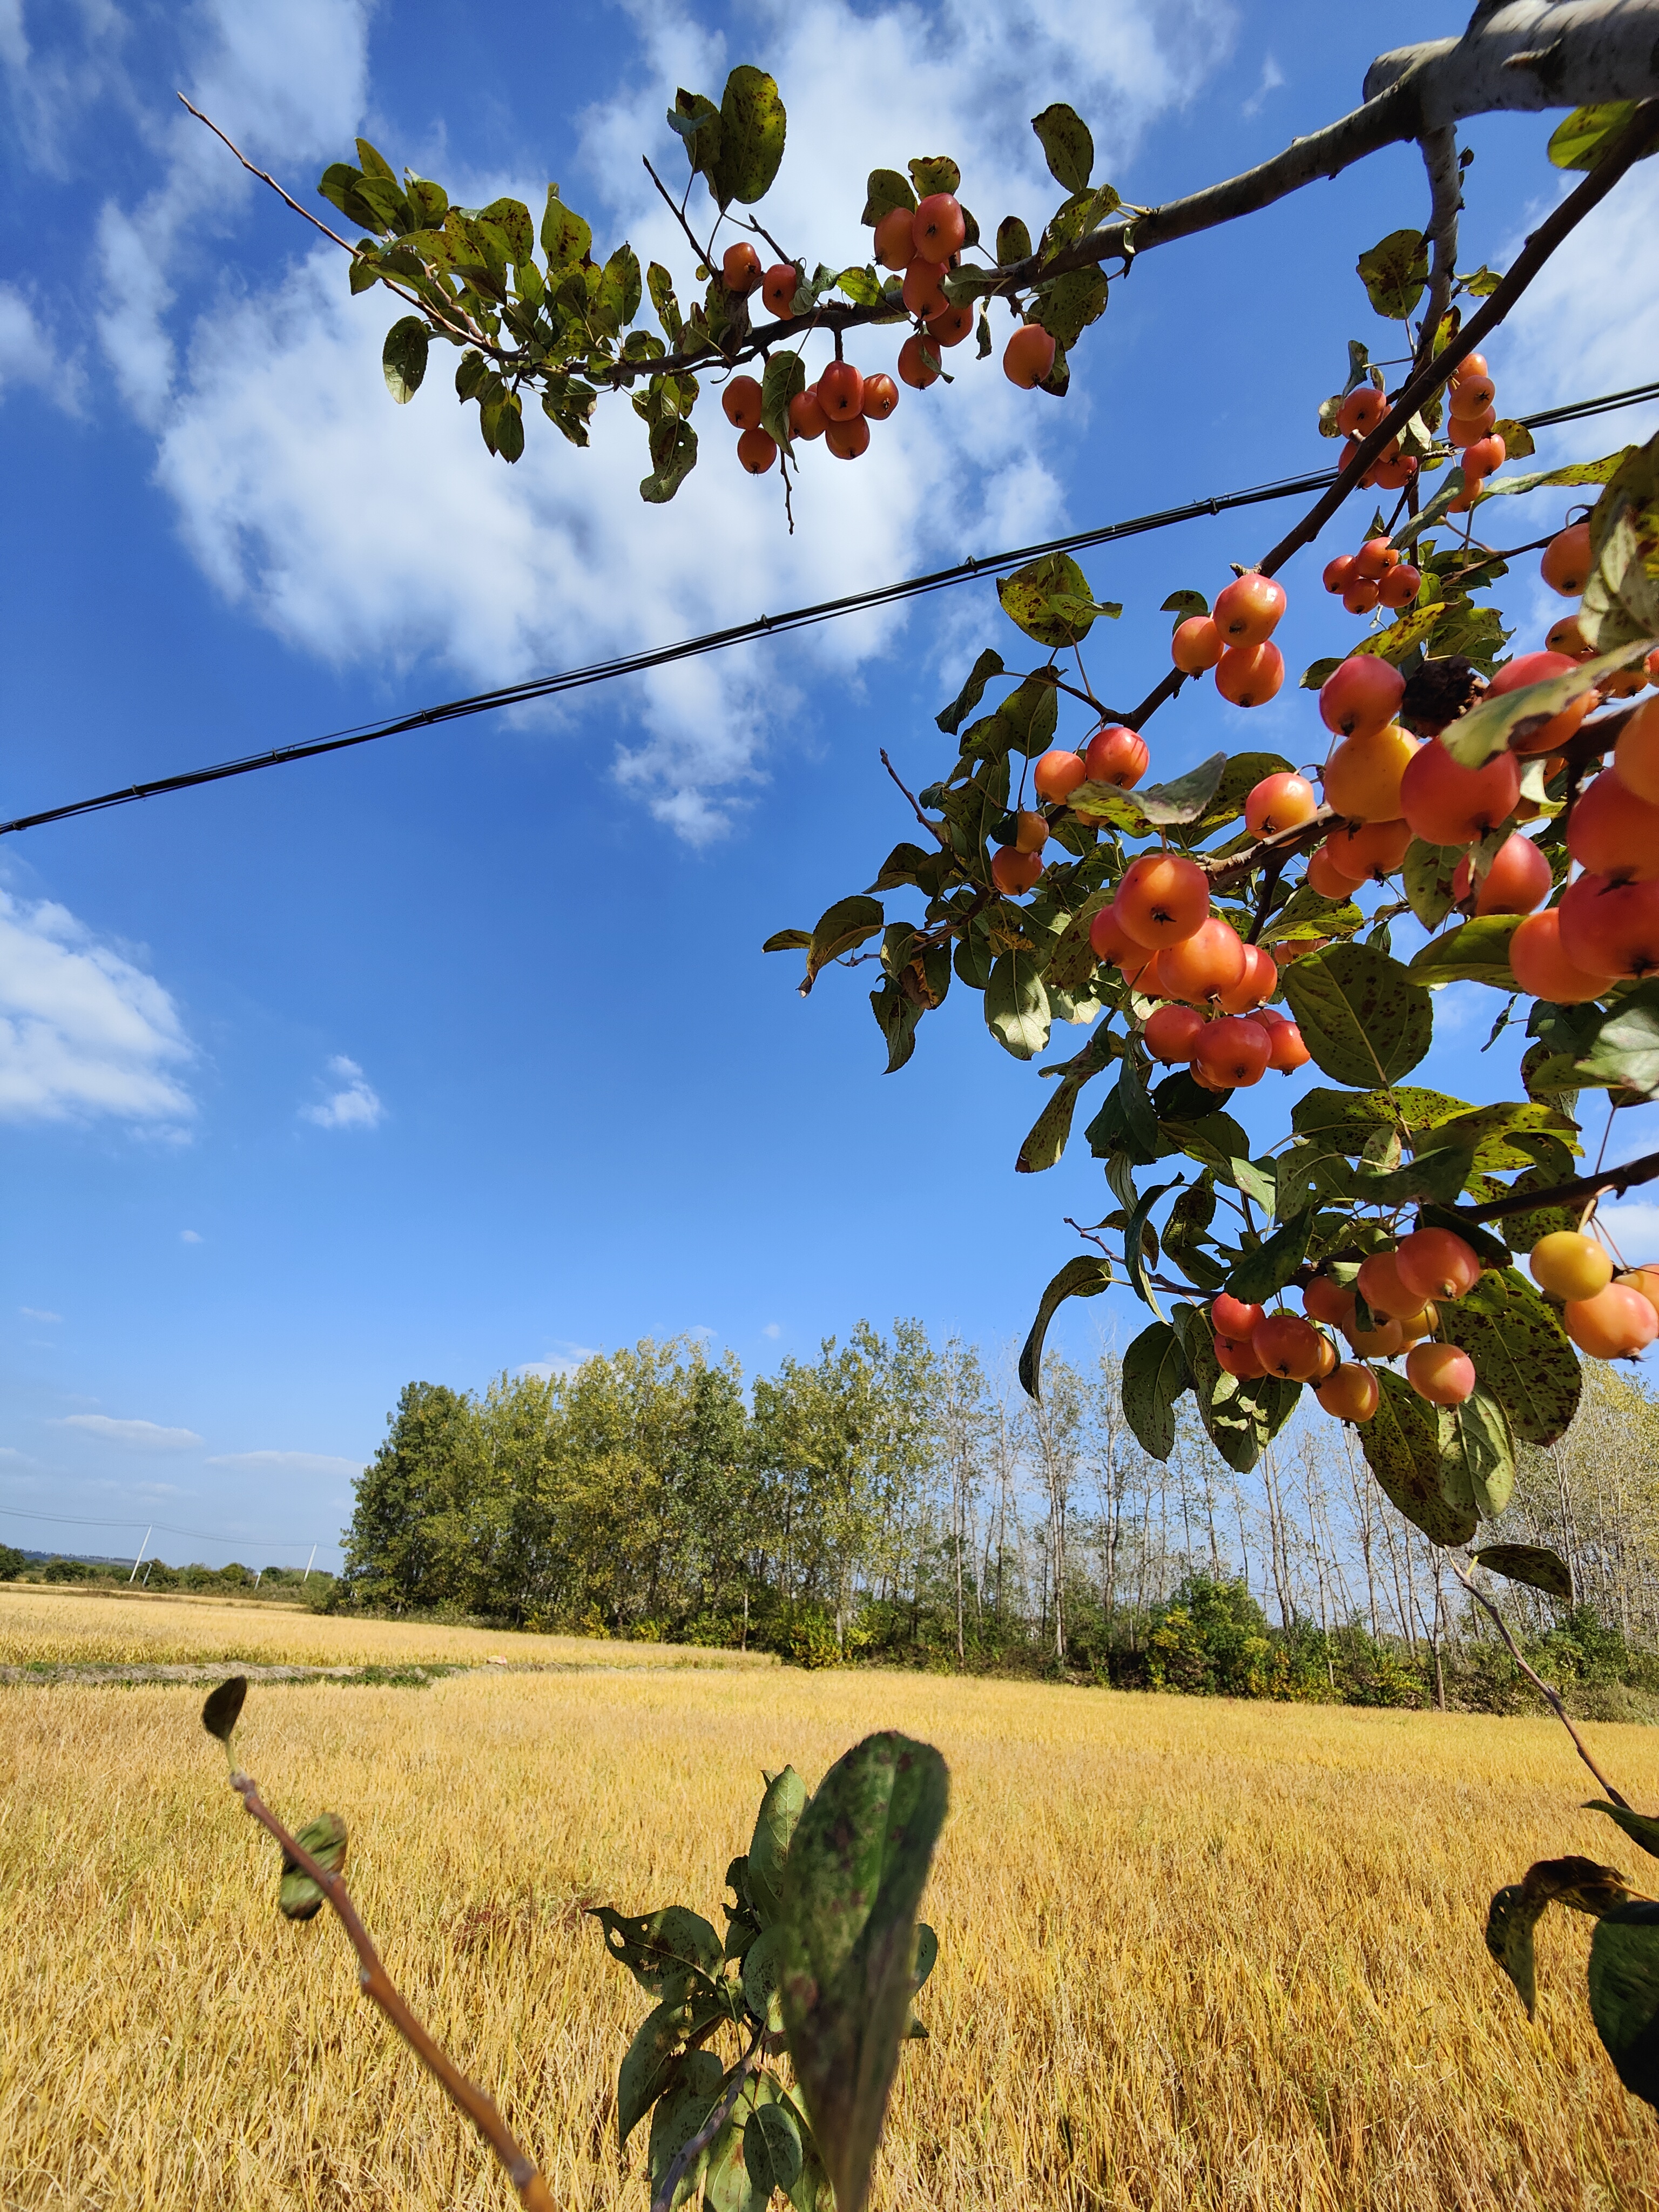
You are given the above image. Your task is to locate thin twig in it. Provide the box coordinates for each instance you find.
[880,748,950,850]
[1457,1145,1659,1225]
[229,1772,555,2210]
[643,155,718,276]
[1244,844,1294,946]
[1448,1561,1630,1808]
[649,2025,764,2212]
[176,96,495,361]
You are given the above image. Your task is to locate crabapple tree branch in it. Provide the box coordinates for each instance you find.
[1457,1145,1659,1224]
[1412,125,1463,379]
[228,1771,556,2212]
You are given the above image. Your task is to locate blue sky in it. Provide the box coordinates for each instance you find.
[3,0,1658,1572]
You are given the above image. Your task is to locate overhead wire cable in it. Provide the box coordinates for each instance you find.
[0,1503,328,1554]
[4,377,1656,842]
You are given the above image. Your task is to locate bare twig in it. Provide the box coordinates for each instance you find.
[1256,99,1659,577]
[176,96,496,361]
[643,155,718,276]
[649,2025,764,2212]
[880,748,950,850]
[1448,1561,1630,1808]
[228,1772,555,2211]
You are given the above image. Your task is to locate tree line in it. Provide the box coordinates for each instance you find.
[334,1324,1659,1711]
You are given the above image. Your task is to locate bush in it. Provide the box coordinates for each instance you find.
[42,1558,82,1583]
[0,1544,25,1581]
[1144,1576,1283,1698]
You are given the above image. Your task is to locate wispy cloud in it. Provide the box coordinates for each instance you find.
[57,1413,203,1449]
[0,888,193,1126]
[180,1228,203,1243]
[301,1054,383,1130]
[0,281,83,409]
[518,1342,601,1381]
[1241,53,1284,119]
[19,1307,61,1322]
[207,1448,363,1479]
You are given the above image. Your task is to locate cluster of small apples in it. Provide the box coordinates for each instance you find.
[1528,1230,1659,1357]
[1332,379,1420,493]
[719,355,898,471]
[1437,352,1507,510]
[1320,534,1421,617]
[1168,573,1289,709]
[988,724,1151,896]
[1082,848,1311,1090]
[1213,1228,1489,1426]
[869,194,1058,391]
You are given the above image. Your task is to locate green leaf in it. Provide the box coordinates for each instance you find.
[1548,102,1644,171]
[763,929,812,954]
[761,351,806,451]
[279,1811,348,1922]
[1360,1371,1478,1547]
[1019,1254,1114,1397]
[1439,1385,1514,1518]
[1031,103,1093,192]
[747,1766,806,1927]
[1115,1055,1161,1156]
[1228,1209,1312,1306]
[1402,840,1463,930]
[861,168,916,224]
[984,952,1050,1060]
[619,1991,698,2147]
[594,244,643,335]
[742,1924,788,2033]
[936,649,1005,735]
[1437,1267,1582,1446]
[746,2104,804,2197]
[649,2052,726,2210]
[640,420,699,505]
[997,552,1115,646]
[713,67,786,207]
[996,217,1033,265]
[1584,1802,1659,1864]
[805,895,884,988]
[1262,883,1363,946]
[1015,1027,1116,1174]
[1136,751,1229,827]
[1354,602,1444,664]
[1030,266,1108,348]
[1169,1304,1294,1473]
[1122,1320,1190,1461]
[1486,1883,1544,2019]
[1280,944,1432,1090]
[540,184,592,267]
[1441,640,1654,767]
[1588,1903,1659,2112]
[1577,980,1659,1096]
[381,317,428,404]
[1291,1083,1468,1155]
[200,1676,247,1744]
[591,1905,724,1994]
[779,1733,949,2212]
[1357,228,1427,320]
[1474,1543,1573,1600]
[908,156,961,197]
[1353,1144,1475,1206]
[1408,917,1520,990]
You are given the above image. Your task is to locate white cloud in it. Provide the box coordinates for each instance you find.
[0,888,193,1125]
[106,0,1235,837]
[518,1341,601,1381]
[300,1052,383,1129]
[207,1448,363,1478]
[0,281,82,408]
[18,1306,60,1321]
[58,1413,204,1449]
[180,1228,203,1242]
[761,1321,781,1339]
[1241,54,1285,120]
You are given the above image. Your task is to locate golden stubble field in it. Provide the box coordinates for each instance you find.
[2,1588,1656,2212]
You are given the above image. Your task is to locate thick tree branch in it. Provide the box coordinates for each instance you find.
[1456,1144,1659,1224]
[1256,97,1659,576]
[230,1771,555,2212]
[1412,126,1463,379]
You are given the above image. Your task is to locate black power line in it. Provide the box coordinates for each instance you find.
[4,379,1655,842]
[0,1502,328,1553]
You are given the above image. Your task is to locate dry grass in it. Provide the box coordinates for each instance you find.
[0,1583,775,1671]
[2,1602,1657,2210]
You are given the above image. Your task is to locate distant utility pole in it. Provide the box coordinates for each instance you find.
[302,1544,318,1583]
[128,1527,153,1584]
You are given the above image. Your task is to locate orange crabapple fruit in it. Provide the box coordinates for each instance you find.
[1319,656,1405,740]
[1004,323,1056,389]
[1378,564,1421,609]
[721,242,763,294]
[1317,1364,1380,1422]
[911,192,966,264]
[901,259,949,320]
[1083,724,1149,788]
[1171,616,1223,673]
[789,387,828,441]
[1158,918,1247,1002]
[1323,555,1357,595]
[761,264,800,318]
[1508,908,1615,1003]
[1323,724,1420,822]
[1528,1232,1613,1302]
[737,426,778,474]
[1541,520,1593,597]
[1566,768,1659,882]
[926,305,974,349]
[1213,573,1287,648]
[1563,1282,1659,1358]
[825,416,871,460]
[1487,651,1594,756]
[1399,738,1520,848]
[1337,386,1388,439]
[1559,872,1659,980]
[1352,538,1400,582]
[1614,696,1659,805]
[1395,1228,1482,1304]
[1032,750,1087,804]
[1012,810,1049,854]
[1212,1293,1265,1343]
[1245,773,1318,838]
[1112,853,1210,949]
[1406,1344,1476,1406]
[1303,1276,1357,1330]
[1356,1249,1419,1321]
[874,206,916,271]
[1215,642,1284,708]
[1253,1311,1326,1380]
[897,335,942,389]
[1307,843,1361,900]
[1258,1009,1310,1071]
[1452,832,1550,916]
[861,372,899,421]
[1192,1015,1272,1089]
[1216,1334,1266,1378]
[721,375,764,430]
[1144,1002,1205,1062]
[990,846,1043,895]
[818,360,864,420]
